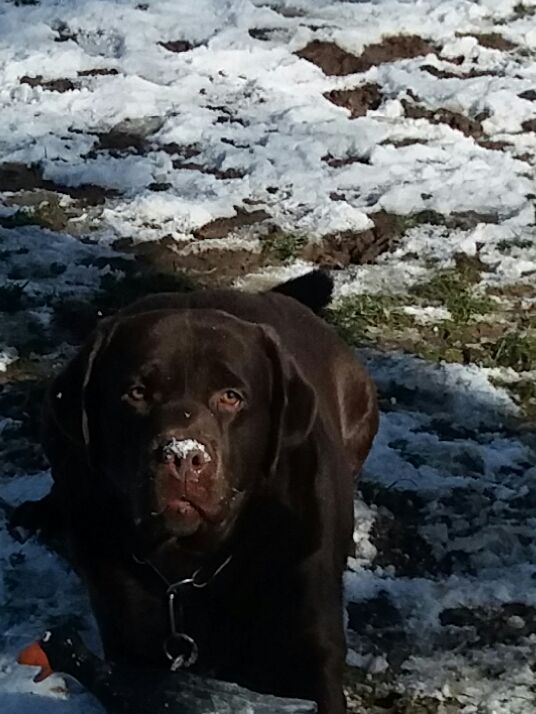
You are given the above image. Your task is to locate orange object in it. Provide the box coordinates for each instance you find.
[17,641,53,682]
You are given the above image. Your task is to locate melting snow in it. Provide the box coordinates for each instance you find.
[162,438,211,462]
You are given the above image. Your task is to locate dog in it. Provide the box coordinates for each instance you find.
[14,270,378,713]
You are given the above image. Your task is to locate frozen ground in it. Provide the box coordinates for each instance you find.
[1,0,536,712]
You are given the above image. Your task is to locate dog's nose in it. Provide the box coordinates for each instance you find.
[158,437,211,476]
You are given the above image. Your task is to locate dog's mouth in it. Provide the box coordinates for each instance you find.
[166,496,202,515]
[157,487,242,522]
[133,488,247,552]
[142,487,244,533]
[163,496,205,535]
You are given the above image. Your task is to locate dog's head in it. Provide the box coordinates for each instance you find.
[47,308,317,550]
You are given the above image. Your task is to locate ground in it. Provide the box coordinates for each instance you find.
[0,0,536,712]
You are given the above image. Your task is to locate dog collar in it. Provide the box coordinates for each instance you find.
[132,551,233,671]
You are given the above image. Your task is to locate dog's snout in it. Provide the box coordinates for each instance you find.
[164,448,206,474]
[157,437,212,474]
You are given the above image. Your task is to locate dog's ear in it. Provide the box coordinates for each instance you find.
[260,325,317,476]
[45,317,117,453]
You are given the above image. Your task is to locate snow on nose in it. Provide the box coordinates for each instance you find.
[160,438,211,465]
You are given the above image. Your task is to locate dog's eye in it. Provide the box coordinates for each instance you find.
[218,390,243,410]
[126,385,146,402]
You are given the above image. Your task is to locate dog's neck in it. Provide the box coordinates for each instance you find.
[133,537,234,587]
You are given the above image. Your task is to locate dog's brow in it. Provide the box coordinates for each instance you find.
[137,361,163,379]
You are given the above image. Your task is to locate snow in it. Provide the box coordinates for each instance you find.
[1,0,535,245]
[162,438,211,462]
[0,0,535,711]
[0,348,18,373]
[345,351,536,711]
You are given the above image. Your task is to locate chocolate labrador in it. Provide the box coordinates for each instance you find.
[15,270,378,713]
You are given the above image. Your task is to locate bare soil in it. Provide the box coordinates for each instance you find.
[324,84,383,118]
[296,35,436,76]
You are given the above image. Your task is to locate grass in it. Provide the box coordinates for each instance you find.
[409,254,494,322]
[331,288,536,375]
[261,232,307,262]
[491,377,536,419]
[488,328,536,372]
[328,256,494,351]
[0,210,42,229]
[509,379,536,419]
[327,268,536,416]
[326,294,414,345]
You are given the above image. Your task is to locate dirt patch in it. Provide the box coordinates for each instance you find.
[420,64,494,80]
[163,246,263,283]
[77,68,119,77]
[157,143,200,159]
[0,193,84,232]
[358,482,439,578]
[489,282,535,298]
[369,507,438,578]
[521,119,536,132]
[478,139,513,151]
[2,189,101,236]
[347,592,408,664]
[20,75,78,92]
[405,209,499,231]
[296,35,435,76]
[206,105,247,127]
[50,24,73,43]
[402,99,485,140]
[114,235,265,287]
[296,40,363,76]
[85,117,166,158]
[159,40,194,53]
[304,212,404,268]
[172,159,246,180]
[440,603,536,646]
[468,32,517,51]
[0,381,49,475]
[0,163,118,204]
[519,89,536,101]
[345,687,452,714]
[248,28,275,41]
[147,182,172,192]
[109,207,273,285]
[268,4,305,17]
[323,153,370,167]
[193,208,270,240]
[324,84,383,118]
[513,151,533,163]
[52,21,76,43]
[380,137,428,148]
[87,129,148,157]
